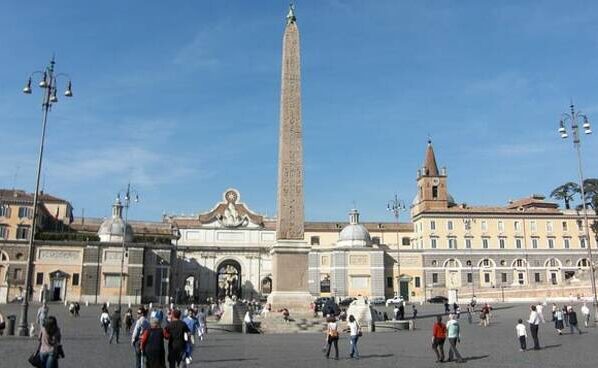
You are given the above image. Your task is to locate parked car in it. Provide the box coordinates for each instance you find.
[370,296,386,305]
[427,296,449,304]
[385,296,405,306]
[339,297,357,307]
[314,297,333,312]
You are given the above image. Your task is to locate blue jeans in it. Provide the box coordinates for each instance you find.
[40,351,58,368]
[350,335,359,358]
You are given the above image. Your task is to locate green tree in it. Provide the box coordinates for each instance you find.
[575,178,598,210]
[550,182,579,209]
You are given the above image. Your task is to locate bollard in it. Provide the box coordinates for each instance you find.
[6,315,16,336]
[86,300,89,307]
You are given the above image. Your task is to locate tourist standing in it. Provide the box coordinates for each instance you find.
[466,306,472,324]
[444,302,450,313]
[446,315,464,363]
[563,306,569,327]
[141,318,166,368]
[432,315,447,363]
[37,303,49,330]
[125,308,134,334]
[38,316,64,368]
[479,304,490,327]
[100,309,111,336]
[412,305,418,319]
[528,305,541,350]
[164,309,190,368]
[568,306,582,334]
[183,309,199,364]
[393,305,399,320]
[132,307,150,368]
[347,315,361,359]
[551,303,557,321]
[581,303,590,328]
[515,319,527,351]
[398,303,405,321]
[109,309,121,344]
[536,303,545,323]
[325,316,339,360]
[197,308,207,341]
[554,307,564,335]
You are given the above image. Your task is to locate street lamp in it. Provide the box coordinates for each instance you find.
[463,218,476,301]
[171,225,181,303]
[116,184,140,314]
[17,57,73,336]
[387,194,406,298]
[558,102,597,323]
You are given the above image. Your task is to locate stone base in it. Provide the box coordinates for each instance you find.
[267,291,314,313]
[218,299,247,326]
[346,297,379,332]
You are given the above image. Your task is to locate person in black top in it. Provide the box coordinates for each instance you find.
[163,309,190,368]
[109,309,122,344]
[141,318,166,368]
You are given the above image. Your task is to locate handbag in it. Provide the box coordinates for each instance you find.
[28,342,42,368]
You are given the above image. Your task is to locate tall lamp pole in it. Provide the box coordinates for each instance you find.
[116,184,139,314]
[558,103,597,323]
[387,194,406,297]
[171,225,181,303]
[18,57,73,336]
[463,218,476,300]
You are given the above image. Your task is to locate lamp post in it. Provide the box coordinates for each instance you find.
[18,57,73,336]
[558,103,597,323]
[387,194,406,298]
[171,225,181,303]
[463,218,476,301]
[116,184,139,314]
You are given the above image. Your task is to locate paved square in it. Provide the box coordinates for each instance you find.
[1,302,597,367]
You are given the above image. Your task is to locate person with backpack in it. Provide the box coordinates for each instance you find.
[132,307,150,368]
[347,315,361,359]
[100,309,111,336]
[38,316,65,368]
[141,318,166,368]
[325,316,340,360]
[163,309,190,368]
[432,315,447,363]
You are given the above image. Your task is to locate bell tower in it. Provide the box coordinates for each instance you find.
[412,139,449,215]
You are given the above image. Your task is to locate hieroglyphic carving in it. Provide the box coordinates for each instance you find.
[277,19,304,240]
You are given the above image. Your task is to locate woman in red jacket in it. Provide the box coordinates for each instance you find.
[432,315,447,362]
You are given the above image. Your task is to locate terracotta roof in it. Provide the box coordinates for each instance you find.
[423,141,439,176]
[70,217,173,236]
[0,189,71,205]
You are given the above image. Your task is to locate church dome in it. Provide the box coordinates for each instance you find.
[337,209,372,248]
[98,197,134,242]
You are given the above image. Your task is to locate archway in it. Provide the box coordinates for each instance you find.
[545,258,562,285]
[216,260,242,300]
[478,258,496,288]
[443,258,462,289]
[184,275,198,302]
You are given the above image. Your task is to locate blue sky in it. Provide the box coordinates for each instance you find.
[1,1,597,222]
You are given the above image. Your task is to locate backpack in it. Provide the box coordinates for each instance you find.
[328,324,338,338]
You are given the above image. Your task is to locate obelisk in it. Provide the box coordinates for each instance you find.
[268,4,313,311]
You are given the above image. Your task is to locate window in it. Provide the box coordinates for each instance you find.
[579,259,590,268]
[386,277,393,288]
[481,221,488,232]
[0,205,10,217]
[432,273,438,284]
[432,186,439,199]
[310,236,320,245]
[372,237,381,245]
[415,276,421,288]
[430,221,436,231]
[431,260,437,266]
[501,273,507,283]
[104,274,121,288]
[447,220,453,231]
[431,238,437,249]
[577,220,583,231]
[499,238,506,249]
[466,260,472,266]
[13,268,23,281]
[484,273,490,283]
[448,238,457,249]
[514,221,521,231]
[146,275,154,287]
[564,238,570,249]
[562,221,568,231]
[402,237,410,246]
[547,221,553,233]
[482,238,489,249]
[498,221,504,232]
[482,259,490,267]
[18,207,33,219]
[16,226,30,240]
[580,238,587,248]
[72,273,80,286]
[518,273,525,285]
[36,272,44,285]
[548,258,558,267]
[465,239,472,249]
[514,259,525,268]
[467,273,473,283]
[0,225,8,239]
[532,238,538,249]
[516,238,522,249]
[350,276,369,289]
[534,273,541,283]
[548,238,555,249]
[530,221,537,232]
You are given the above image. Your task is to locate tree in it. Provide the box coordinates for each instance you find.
[575,178,598,210]
[550,182,579,209]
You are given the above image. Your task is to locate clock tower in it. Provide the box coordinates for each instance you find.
[412,140,449,215]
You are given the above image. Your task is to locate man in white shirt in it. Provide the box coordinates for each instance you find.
[580,303,591,328]
[515,319,527,351]
[528,305,541,350]
[535,303,545,323]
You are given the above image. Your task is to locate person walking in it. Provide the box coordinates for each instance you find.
[132,307,150,368]
[125,308,134,334]
[141,318,166,368]
[581,303,590,328]
[466,306,472,324]
[164,309,190,368]
[36,303,49,332]
[563,305,569,327]
[325,316,340,360]
[567,306,582,334]
[536,303,545,323]
[528,305,541,350]
[109,309,121,344]
[100,309,111,336]
[479,304,490,327]
[347,315,361,359]
[151,306,165,327]
[446,315,464,363]
[197,308,207,341]
[38,316,64,368]
[398,303,405,321]
[515,319,527,351]
[432,315,447,363]
[554,307,564,335]
[183,308,199,364]
[393,305,399,320]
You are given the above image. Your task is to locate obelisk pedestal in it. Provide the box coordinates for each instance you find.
[267,5,313,312]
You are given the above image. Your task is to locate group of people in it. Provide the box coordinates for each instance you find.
[323,314,362,360]
[520,302,587,351]
[551,303,589,334]
[432,314,464,363]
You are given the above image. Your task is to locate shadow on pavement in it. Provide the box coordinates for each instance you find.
[541,344,561,350]
[200,358,258,363]
[463,354,489,362]
[358,354,394,359]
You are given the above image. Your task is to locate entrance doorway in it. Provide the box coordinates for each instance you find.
[49,271,68,301]
[216,260,241,299]
[399,280,409,301]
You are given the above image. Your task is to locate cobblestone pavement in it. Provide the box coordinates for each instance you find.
[1,302,597,367]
